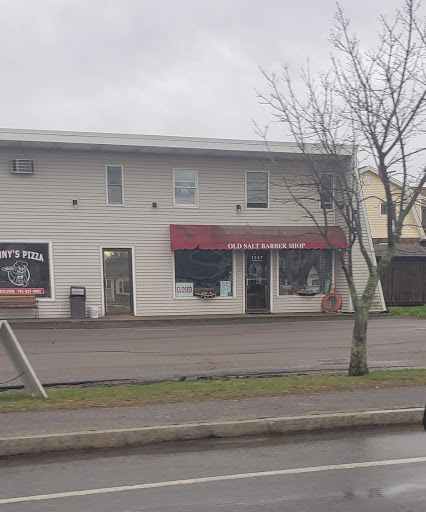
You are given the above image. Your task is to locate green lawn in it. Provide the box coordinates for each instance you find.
[388,305,426,318]
[1,369,425,413]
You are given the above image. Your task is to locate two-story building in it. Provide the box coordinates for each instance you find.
[0,128,384,318]
[360,165,426,305]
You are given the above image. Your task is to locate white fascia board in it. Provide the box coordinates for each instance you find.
[0,128,355,158]
[360,164,419,191]
[356,161,387,312]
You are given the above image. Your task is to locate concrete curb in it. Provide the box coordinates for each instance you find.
[0,407,423,457]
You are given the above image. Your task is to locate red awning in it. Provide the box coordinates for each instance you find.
[170,225,347,250]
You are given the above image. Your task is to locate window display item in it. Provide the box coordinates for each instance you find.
[307,265,320,292]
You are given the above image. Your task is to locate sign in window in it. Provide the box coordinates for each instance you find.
[0,242,52,297]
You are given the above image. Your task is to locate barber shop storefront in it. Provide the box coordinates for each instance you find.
[170,225,347,313]
[0,228,347,319]
[0,128,384,319]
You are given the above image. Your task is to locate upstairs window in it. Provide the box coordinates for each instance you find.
[319,174,334,210]
[106,166,124,205]
[173,169,198,207]
[422,206,426,228]
[246,171,268,208]
[380,201,396,216]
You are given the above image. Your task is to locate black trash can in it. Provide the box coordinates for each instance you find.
[69,286,86,319]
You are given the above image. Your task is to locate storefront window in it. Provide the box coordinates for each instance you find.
[174,249,233,297]
[279,249,332,295]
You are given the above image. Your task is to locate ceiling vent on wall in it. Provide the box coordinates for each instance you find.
[11,159,35,174]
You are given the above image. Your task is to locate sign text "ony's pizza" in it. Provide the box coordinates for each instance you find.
[0,250,44,262]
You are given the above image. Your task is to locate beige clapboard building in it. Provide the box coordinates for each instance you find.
[360,165,426,305]
[0,128,384,318]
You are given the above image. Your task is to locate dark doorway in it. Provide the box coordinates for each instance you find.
[103,249,133,315]
[245,250,270,312]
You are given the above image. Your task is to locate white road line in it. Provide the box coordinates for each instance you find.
[138,328,178,331]
[1,456,426,505]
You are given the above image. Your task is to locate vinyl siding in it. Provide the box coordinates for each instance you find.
[0,148,366,317]
[352,193,385,312]
[362,170,421,239]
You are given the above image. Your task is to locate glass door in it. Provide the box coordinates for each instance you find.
[103,249,133,315]
[245,250,270,312]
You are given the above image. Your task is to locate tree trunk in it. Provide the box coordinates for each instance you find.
[348,305,369,376]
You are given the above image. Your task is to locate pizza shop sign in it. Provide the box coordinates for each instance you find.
[0,243,51,297]
[0,249,45,262]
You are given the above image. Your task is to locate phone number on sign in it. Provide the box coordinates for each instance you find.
[0,288,44,295]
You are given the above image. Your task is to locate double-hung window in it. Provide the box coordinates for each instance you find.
[380,201,396,216]
[106,166,124,205]
[319,173,334,210]
[173,169,198,207]
[246,171,268,208]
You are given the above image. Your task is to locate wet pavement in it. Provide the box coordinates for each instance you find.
[1,317,425,385]
[1,426,425,511]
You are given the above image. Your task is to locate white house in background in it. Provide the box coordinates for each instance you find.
[0,128,384,318]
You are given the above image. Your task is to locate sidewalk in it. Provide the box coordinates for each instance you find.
[1,385,424,457]
[8,312,358,329]
[1,386,424,437]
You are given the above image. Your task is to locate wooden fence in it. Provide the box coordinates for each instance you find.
[380,258,426,306]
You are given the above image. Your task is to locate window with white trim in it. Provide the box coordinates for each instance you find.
[174,249,233,297]
[246,171,268,208]
[279,249,332,295]
[106,166,124,205]
[380,201,396,216]
[319,174,334,210]
[173,169,198,206]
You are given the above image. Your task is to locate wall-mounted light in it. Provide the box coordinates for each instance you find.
[236,204,242,213]
[72,199,78,207]
[152,202,158,208]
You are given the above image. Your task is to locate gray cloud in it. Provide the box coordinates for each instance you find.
[0,0,419,139]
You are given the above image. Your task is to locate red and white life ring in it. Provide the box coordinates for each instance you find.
[321,293,342,313]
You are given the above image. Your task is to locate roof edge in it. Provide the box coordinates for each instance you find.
[0,128,355,156]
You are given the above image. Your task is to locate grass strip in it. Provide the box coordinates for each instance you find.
[388,305,426,318]
[1,369,425,413]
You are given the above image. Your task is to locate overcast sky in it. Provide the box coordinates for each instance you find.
[0,0,420,140]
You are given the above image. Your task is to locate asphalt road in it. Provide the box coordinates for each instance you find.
[1,426,425,511]
[1,317,426,385]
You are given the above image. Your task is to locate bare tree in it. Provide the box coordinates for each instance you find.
[258,0,426,376]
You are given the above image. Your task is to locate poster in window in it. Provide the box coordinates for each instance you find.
[0,243,52,297]
[220,280,232,297]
